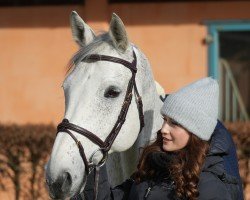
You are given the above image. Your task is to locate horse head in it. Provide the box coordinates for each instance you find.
[45,11,163,199]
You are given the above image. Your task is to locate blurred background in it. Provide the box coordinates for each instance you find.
[0,0,249,199]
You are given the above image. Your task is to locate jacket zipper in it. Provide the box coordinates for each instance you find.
[144,186,151,199]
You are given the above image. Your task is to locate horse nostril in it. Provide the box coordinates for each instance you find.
[61,172,72,193]
[49,172,72,199]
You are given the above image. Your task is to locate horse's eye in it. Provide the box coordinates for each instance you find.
[104,86,121,98]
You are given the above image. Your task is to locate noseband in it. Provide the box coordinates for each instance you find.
[56,50,144,199]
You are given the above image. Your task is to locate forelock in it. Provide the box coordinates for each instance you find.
[67,32,114,73]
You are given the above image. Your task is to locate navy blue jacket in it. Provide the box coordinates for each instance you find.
[83,121,243,200]
[211,121,243,199]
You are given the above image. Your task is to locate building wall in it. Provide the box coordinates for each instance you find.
[1,0,250,124]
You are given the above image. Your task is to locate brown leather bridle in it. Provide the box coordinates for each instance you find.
[56,50,144,199]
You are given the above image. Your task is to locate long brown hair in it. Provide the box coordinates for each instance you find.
[133,130,210,200]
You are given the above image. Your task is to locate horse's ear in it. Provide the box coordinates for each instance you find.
[70,11,95,47]
[109,13,129,52]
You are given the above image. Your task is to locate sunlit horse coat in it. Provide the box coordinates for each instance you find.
[84,121,242,200]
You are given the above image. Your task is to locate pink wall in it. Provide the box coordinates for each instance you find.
[1,0,250,124]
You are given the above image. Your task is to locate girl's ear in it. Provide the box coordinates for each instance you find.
[70,11,96,47]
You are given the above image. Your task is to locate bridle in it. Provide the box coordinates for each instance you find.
[56,50,144,199]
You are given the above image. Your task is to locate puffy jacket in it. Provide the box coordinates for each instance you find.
[83,121,242,200]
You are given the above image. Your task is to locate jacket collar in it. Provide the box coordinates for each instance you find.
[207,120,231,156]
[203,120,231,170]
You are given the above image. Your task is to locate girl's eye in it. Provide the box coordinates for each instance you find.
[162,116,181,127]
[171,120,180,126]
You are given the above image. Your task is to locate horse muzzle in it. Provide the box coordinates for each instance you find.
[46,171,73,199]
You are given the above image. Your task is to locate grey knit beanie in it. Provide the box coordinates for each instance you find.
[160,77,219,141]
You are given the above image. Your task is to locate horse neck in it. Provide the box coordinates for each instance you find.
[135,48,163,142]
[141,84,163,142]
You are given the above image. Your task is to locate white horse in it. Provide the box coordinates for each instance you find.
[45,11,163,199]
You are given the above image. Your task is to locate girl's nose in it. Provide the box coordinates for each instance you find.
[161,121,170,135]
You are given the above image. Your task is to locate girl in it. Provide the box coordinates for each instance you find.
[84,77,240,200]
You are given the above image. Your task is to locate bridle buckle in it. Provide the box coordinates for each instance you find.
[89,148,108,172]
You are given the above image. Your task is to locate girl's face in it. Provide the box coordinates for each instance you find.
[161,116,190,152]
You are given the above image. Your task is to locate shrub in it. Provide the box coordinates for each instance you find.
[0,123,55,200]
[225,122,250,199]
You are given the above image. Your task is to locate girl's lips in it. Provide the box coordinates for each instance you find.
[163,137,172,142]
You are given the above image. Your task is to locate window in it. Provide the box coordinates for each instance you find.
[207,21,250,121]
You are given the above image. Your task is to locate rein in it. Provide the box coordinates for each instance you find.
[57,50,144,200]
